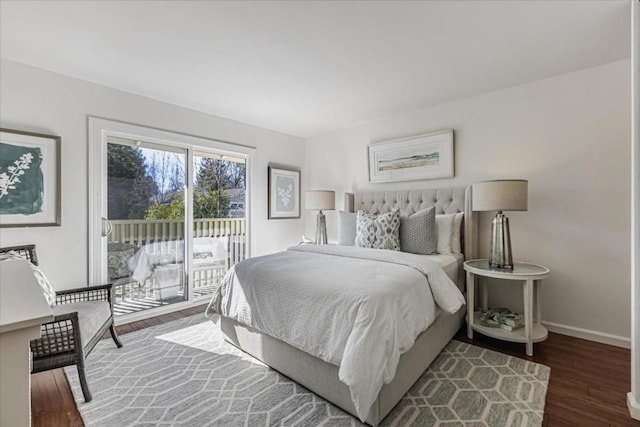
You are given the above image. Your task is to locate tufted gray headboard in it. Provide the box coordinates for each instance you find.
[344,187,477,259]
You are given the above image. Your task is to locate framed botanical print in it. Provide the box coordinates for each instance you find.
[268,166,300,219]
[0,128,61,227]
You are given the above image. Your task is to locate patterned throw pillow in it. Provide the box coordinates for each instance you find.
[194,251,213,259]
[355,209,401,251]
[107,248,135,280]
[0,251,56,305]
[400,207,437,255]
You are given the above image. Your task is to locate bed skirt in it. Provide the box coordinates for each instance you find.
[220,307,465,426]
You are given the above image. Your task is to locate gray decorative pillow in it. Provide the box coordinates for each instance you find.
[338,211,357,246]
[400,207,437,255]
[108,248,134,280]
[355,209,401,251]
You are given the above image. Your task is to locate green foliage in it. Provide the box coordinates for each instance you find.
[108,144,147,178]
[194,189,231,219]
[107,144,156,219]
[195,158,245,192]
[144,190,231,220]
[144,194,185,220]
[107,144,244,221]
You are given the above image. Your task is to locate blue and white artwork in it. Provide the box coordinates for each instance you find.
[0,129,60,227]
[275,175,295,213]
[268,167,300,219]
[0,142,44,215]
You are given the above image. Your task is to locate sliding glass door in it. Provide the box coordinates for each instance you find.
[89,118,253,322]
[105,137,188,315]
[191,152,246,298]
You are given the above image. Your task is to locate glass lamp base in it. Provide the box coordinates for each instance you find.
[315,211,327,244]
[489,212,513,269]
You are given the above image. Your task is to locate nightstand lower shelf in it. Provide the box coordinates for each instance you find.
[468,312,548,344]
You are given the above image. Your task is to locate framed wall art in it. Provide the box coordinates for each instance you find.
[368,129,454,183]
[268,166,300,219]
[0,128,61,227]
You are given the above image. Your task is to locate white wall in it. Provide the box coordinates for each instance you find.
[305,60,631,344]
[629,0,639,419]
[0,59,306,290]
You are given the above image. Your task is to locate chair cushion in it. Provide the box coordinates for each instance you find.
[52,300,112,351]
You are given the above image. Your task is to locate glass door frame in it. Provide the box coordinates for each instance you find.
[88,117,255,324]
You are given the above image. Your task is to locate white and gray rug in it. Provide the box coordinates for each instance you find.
[66,314,550,426]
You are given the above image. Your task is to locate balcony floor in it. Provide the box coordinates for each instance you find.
[114,285,217,316]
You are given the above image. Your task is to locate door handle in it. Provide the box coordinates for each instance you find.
[101,217,113,237]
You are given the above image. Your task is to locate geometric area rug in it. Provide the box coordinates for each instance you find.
[65,314,550,426]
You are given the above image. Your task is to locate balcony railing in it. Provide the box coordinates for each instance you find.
[108,217,246,266]
[108,217,246,315]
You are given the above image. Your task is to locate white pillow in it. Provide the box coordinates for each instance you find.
[436,213,456,254]
[31,264,56,306]
[337,211,357,246]
[451,212,464,254]
[0,251,56,306]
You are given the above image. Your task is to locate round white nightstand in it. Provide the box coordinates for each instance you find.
[463,259,550,356]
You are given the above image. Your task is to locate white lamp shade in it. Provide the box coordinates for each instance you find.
[472,180,528,212]
[305,190,335,210]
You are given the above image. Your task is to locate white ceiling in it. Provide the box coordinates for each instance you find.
[0,1,630,138]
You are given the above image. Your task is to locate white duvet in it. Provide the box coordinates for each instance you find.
[205,244,465,421]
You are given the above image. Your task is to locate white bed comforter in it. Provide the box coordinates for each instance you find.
[205,244,465,421]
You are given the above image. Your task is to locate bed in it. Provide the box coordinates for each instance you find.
[206,187,477,425]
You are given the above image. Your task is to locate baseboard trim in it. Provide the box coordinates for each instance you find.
[628,393,640,420]
[542,321,630,349]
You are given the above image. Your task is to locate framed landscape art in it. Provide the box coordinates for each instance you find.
[368,129,454,183]
[0,128,61,227]
[268,166,300,219]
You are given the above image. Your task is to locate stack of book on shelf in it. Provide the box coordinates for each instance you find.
[477,308,524,332]
[501,312,524,331]
[479,307,510,328]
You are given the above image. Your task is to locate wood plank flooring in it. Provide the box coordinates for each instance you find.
[31,305,638,426]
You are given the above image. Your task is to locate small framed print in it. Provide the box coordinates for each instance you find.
[0,128,61,227]
[268,166,300,219]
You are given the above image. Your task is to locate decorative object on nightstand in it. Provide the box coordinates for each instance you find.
[305,190,335,245]
[472,179,528,270]
[464,259,550,356]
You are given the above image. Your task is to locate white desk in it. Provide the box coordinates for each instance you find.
[0,259,54,427]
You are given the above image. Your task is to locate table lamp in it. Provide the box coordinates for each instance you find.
[472,180,528,269]
[305,190,335,244]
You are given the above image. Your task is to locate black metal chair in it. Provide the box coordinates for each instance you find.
[0,244,122,402]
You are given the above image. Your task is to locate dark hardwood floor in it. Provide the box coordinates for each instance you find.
[32,305,638,426]
[454,331,636,426]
